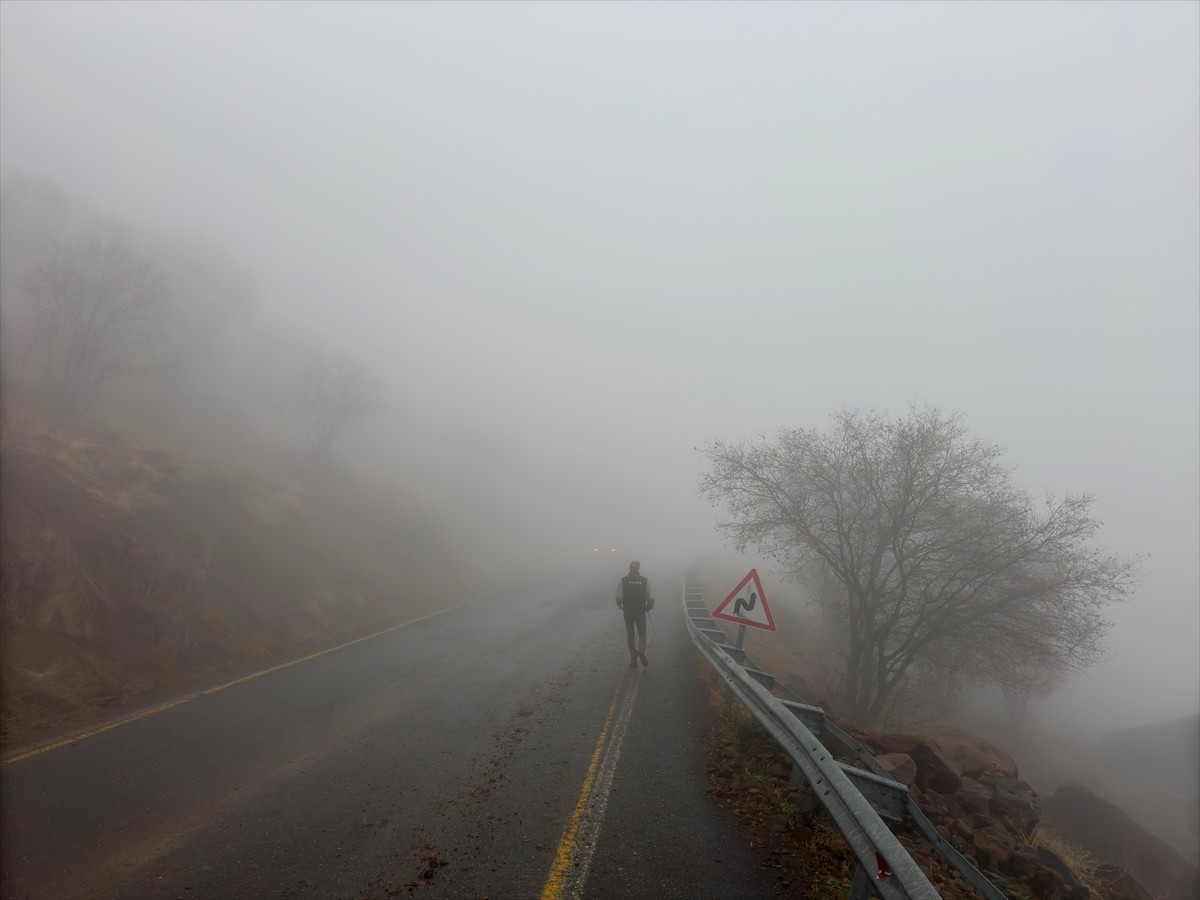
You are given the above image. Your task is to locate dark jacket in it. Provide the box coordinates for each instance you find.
[616,574,654,612]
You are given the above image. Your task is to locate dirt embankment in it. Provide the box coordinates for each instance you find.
[0,400,467,748]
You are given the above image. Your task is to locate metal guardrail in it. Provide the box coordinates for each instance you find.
[810,716,1006,900]
[682,580,1007,900]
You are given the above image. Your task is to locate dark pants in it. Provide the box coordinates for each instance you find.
[623,607,646,658]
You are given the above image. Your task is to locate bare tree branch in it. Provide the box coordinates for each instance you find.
[19,228,167,413]
[286,356,384,462]
[701,406,1137,726]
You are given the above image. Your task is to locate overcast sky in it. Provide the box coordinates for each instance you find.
[2,0,1196,730]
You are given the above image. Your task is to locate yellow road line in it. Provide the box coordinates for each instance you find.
[1,603,467,767]
[539,678,625,900]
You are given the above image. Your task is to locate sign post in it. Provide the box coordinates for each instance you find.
[713,569,775,710]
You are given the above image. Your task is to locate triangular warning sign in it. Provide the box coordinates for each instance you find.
[712,568,775,631]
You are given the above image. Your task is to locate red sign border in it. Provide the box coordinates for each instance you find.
[711,568,776,632]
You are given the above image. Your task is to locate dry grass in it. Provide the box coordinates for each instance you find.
[696,657,862,894]
[11,417,170,511]
[1026,823,1107,897]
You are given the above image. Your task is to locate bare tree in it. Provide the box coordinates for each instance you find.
[19,228,167,413]
[288,357,383,461]
[998,654,1063,731]
[701,407,1136,726]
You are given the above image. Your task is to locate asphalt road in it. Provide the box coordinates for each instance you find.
[1,570,792,900]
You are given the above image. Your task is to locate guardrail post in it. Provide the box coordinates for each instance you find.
[789,763,806,789]
[849,863,872,900]
[726,623,748,711]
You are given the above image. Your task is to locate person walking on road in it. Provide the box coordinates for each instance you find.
[616,560,654,668]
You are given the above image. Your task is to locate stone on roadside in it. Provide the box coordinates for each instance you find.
[867,731,962,794]
[989,776,1040,836]
[875,752,917,786]
[972,825,1017,869]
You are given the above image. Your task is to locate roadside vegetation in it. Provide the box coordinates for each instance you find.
[701,407,1136,728]
[0,177,478,750]
[0,397,465,750]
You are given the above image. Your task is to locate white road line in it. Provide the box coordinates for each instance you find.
[562,670,641,900]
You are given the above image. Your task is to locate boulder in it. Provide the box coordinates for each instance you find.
[1042,784,1200,900]
[948,815,973,842]
[1036,847,1084,890]
[957,776,993,817]
[937,790,967,823]
[912,725,1019,780]
[1029,868,1067,899]
[972,825,1016,869]
[867,731,961,793]
[876,752,917,787]
[989,776,1040,835]
[1094,864,1153,900]
[970,812,994,830]
[917,788,950,817]
[1009,848,1042,878]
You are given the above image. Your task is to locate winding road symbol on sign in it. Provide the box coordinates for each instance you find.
[733,592,757,617]
[712,569,776,632]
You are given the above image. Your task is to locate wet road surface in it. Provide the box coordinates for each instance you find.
[2,572,791,899]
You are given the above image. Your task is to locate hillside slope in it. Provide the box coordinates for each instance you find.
[689,570,1198,899]
[0,400,469,747]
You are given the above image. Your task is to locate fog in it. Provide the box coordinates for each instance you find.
[2,0,1196,735]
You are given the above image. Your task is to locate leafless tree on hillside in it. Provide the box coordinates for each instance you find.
[19,228,167,413]
[701,406,1136,727]
[287,357,384,462]
[998,654,1063,731]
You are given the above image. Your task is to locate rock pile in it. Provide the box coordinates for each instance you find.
[702,698,1168,899]
[860,725,1159,900]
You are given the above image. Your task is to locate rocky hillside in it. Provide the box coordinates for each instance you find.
[698,662,1198,900]
[0,399,469,748]
[691,575,1199,900]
